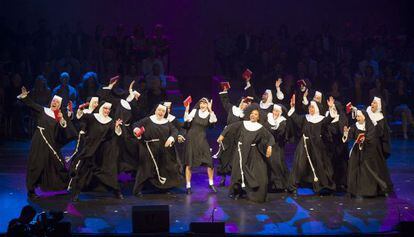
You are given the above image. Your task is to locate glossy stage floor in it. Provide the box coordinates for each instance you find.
[1,138,414,236]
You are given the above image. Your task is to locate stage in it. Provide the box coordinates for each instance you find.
[1,139,414,235]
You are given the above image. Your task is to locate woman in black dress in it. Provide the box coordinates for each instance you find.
[287,96,337,196]
[343,109,392,197]
[183,98,218,194]
[132,104,182,196]
[17,87,69,199]
[217,104,274,202]
[69,102,123,201]
[263,104,289,192]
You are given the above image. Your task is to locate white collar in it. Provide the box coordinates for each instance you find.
[150,115,168,124]
[44,107,56,119]
[260,101,273,110]
[232,106,244,118]
[167,114,176,122]
[267,113,286,129]
[305,114,325,123]
[243,120,263,131]
[93,113,112,124]
[366,106,384,126]
[198,109,209,119]
[355,122,366,131]
[120,99,131,110]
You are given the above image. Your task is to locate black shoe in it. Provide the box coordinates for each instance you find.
[209,185,218,193]
[114,191,124,200]
[289,189,298,197]
[27,191,39,199]
[186,188,192,195]
[135,192,143,198]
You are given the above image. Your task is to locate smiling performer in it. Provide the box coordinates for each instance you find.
[69,102,124,202]
[217,104,275,202]
[17,86,69,199]
[183,97,218,194]
[132,104,182,197]
[342,109,392,198]
[287,95,337,196]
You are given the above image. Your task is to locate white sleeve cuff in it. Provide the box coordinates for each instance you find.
[167,136,175,143]
[115,126,122,136]
[17,93,28,99]
[302,96,309,105]
[244,82,251,90]
[219,91,228,95]
[102,86,111,90]
[209,112,218,123]
[288,107,295,117]
[276,87,284,100]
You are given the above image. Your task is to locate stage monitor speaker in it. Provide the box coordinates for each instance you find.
[398,221,414,234]
[132,205,169,233]
[189,222,225,234]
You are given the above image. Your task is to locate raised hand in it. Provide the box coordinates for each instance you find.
[290,94,296,108]
[115,119,123,127]
[275,78,282,88]
[21,86,29,96]
[208,99,213,112]
[327,96,335,107]
[304,89,309,98]
[343,126,350,134]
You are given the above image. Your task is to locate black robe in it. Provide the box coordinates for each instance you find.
[263,117,289,191]
[288,111,336,193]
[325,116,348,191]
[98,87,140,174]
[221,121,275,202]
[69,113,121,193]
[20,96,69,192]
[345,122,392,196]
[217,92,244,175]
[132,117,182,194]
[183,110,215,168]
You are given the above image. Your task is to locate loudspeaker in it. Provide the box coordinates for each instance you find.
[132,205,170,233]
[189,222,225,234]
[398,221,414,234]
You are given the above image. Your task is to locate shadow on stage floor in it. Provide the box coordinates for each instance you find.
[0,138,414,235]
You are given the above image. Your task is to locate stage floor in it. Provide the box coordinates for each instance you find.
[1,139,414,235]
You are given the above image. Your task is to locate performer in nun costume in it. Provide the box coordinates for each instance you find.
[342,109,392,197]
[17,87,69,199]
[263,104,290,192]
[324,100,348,192]
[365,96,393,192]
[183,97,218,194]
[217,104,275,202]
[132,104,182,196]
[69,102,124,201]
[287,95,337,196]
[217,86,253,186]
[164,101,186,174]
[244,77,284,115]
[68,97,100,163]
[98,79,141,174]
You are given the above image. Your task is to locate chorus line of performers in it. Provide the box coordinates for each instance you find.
[17,73,393,203]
